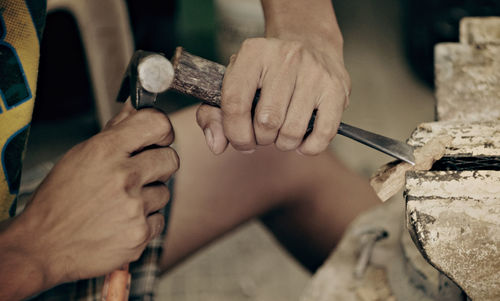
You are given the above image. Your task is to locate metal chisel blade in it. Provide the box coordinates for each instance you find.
[337,122,416,165]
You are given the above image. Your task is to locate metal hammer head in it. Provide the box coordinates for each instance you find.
[117,50,174,109]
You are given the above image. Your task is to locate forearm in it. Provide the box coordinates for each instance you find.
[261,0,344,51]
[0,218,49,300]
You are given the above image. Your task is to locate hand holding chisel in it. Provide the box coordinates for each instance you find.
[117,48,415,164]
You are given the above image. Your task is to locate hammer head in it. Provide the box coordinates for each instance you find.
[117,50,174,109]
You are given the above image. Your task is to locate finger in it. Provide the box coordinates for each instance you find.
[253,61,297,146]
[196,104,229,155]
[221,39,264,152]
[298,94,343,155]
[101,108,175,155]
[104,99,136,130]
[275,80,315,151]
[145,213,165,241]
[142,183,170,215]
[131,146,179,185]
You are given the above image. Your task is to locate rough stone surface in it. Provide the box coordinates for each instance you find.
[435,17,500,122]
[459,17,500,46]
[407,120,500,157]
[404,119,500,300]
[300,194,447,301]
[400,230,463,301]
[406,170,500,301]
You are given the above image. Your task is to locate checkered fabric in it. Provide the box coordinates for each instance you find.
[30,180,173,301]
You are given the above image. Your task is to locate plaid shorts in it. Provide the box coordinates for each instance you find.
[30,180,174,301]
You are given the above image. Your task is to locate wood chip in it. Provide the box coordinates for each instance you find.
[370,135,452,202]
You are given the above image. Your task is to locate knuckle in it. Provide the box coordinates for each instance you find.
[196,104,211,121]
[155,186,171,206]
[124,199,144,219]
[221,92,246,116]
[283,41,304,62]
[300,147,321,156]
[116,164,141,192]
[277,136,301,151]
[138,110,173,139]
[163,189,171,205]
[88,133,116,156]
[342,75,352,109]
[316,126,336,140]
[280,123,305,140]
[164,147,180,172]
[130,221,150,246]
[230,139,253,150]
[151,111,172,136]
[343,94,351,110]
[276,139,298,151]
[130,249,143,262]
[241,37,264,50]
[104,118,116,129]
[256,109,283,130]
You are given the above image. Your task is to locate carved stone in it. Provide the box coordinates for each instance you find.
[406,170,500,301]
[435,18,500,122]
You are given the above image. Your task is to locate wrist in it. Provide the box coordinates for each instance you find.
[266,22,343,47]
[0,215,58,299]
[262,0,344,54]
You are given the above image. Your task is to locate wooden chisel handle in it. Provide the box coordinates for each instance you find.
[170,47,317,135]
[171,47,226,106]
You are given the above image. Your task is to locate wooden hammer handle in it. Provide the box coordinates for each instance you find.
[101,265,130,301]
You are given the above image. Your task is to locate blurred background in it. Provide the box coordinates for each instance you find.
[23,0,500,300]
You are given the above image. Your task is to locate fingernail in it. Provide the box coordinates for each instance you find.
[204,128,214,152]
[241,149,255,155]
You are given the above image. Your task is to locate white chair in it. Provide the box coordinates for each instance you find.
[47,0,134,127]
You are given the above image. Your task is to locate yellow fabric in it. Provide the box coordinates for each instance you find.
[0,0,40,220]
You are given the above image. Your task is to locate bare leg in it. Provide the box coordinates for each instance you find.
[160,106,379,272]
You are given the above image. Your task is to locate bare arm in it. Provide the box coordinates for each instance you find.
[196,0,350,155]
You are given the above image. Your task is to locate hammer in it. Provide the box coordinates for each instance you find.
[102,47,415,300]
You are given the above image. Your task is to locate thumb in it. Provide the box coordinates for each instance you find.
[104,99,137,130]
[196,104,228,155]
